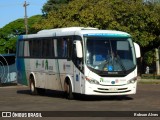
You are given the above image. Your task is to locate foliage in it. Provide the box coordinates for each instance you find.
[143,50,156,66]
[37,0,160,47]
[1,0,160,68]
[28,15,43,33]
[0,15,42,53]
[42,0,72,15]
[0,18,23,53]
[35,0,160,66]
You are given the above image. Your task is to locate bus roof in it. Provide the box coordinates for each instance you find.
[20,27,131,39]
[37,27,98,34]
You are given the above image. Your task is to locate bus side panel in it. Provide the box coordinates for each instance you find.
[56,59,74,91]
[43,59,61,90]
[16,58,28,86]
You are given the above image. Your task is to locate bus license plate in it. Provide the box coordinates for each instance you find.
[109,88,117,92]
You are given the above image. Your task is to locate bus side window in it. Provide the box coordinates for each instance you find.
[56,38,63,58]
[18,41,24,57]
[42,38,52,58]
[57,38,66,58]
[52,39,55,58]
[53,37,72,59]
[35,40,41,57]
[63,37,71,58]
[24,41,30,57]
[62,38,67,57]
[56,37,71,58]
[54,39,58,57]
[67,37,72,60]
[29,40,33,57]
[30,39,41,58]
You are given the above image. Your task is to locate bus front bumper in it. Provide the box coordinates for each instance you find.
[84,82,137,96]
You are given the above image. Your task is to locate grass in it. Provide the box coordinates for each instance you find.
[138,74,160,84]
[141,74,160,79]
[138,79,160,84]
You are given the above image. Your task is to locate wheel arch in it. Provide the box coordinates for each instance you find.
[29,72,37,87]
[64,75,74,92]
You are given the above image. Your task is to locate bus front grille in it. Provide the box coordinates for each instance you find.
[94,90,131,93]
[94,87,130,93]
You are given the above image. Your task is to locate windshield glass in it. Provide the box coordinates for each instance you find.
[85,37,136,73]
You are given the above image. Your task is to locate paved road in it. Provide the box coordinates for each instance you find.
[0,84,160,120]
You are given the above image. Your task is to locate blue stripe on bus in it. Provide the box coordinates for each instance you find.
[18,35,23,40]
[16,35,28,85]
[83,33,130,37]
[16,58,28,85]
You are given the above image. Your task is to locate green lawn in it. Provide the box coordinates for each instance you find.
[138,79,160,84]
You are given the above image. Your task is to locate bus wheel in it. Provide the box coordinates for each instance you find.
[30,77,38,95]
[64,80,74,100]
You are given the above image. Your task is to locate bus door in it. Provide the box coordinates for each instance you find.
[73,65,82,93]
[72,41,82,93]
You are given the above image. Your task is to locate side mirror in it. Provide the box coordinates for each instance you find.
[134,42,141,58]
[75,41,83,58]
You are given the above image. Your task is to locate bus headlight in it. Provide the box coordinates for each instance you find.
[85,77,100,85]
[127,77,137,84]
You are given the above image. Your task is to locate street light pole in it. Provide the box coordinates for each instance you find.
[23,1,29,34]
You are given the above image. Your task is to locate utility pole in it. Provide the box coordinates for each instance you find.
[23,1,29,34]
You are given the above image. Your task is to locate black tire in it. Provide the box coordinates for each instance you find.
[30,77,38,95]
[64,80,74,100]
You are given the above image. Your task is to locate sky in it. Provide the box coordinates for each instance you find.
[0,0,47,28]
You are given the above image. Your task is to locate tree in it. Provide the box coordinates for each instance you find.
[0,19,24,53]
[1,0,158,72]
[34,0,160,73]
[0,15,42,53]
[36,0,160,49]
[28,15,43,33]
[42,0,72,15]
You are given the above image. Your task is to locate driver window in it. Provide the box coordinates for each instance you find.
[72,40,83,71]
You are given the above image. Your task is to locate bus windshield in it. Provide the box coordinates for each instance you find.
[85,37,136,74]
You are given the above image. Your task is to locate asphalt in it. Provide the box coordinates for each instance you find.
[0,78,160,88]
